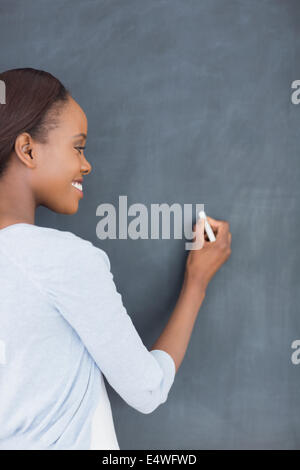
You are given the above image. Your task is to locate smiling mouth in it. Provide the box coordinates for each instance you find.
[71,181,83,193]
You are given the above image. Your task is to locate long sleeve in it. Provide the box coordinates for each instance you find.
[43,238,176,414]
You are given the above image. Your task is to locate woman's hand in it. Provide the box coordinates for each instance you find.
[152,215,232,372]
[184,215,232,293]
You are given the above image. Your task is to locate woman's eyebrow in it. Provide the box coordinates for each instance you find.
[72,133,87,140]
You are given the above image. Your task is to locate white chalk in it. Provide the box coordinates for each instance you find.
[198,210,216,242]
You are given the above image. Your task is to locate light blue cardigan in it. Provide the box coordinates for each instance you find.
[0,223,176,449]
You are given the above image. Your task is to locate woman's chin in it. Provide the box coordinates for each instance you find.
[64,204,80,215]
[49,201,80,215]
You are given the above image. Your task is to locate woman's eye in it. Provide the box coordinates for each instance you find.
[74,146,86,155]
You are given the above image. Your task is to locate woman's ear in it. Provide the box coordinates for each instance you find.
[14,133,36,169]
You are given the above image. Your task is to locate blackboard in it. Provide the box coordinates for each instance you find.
[1,0,300,449]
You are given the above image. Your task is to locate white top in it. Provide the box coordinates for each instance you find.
[0,223,176,450]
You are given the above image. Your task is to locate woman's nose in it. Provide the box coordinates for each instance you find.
[81,159,92,175]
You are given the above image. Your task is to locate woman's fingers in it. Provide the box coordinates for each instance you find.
[191,216,231,248]
[205,215,222,227]
[206,215,230,239]
[192,218,204,240]
[192,218,205,247]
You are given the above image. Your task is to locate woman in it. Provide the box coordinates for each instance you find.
[0,68,231,450]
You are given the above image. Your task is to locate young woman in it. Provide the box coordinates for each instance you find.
[0,68,231,450]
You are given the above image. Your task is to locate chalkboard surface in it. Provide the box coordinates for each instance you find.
[1,0,300,450]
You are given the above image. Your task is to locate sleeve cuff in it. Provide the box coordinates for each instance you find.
[150,349,176,401]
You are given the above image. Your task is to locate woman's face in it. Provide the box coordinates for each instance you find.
[30,95,91,214]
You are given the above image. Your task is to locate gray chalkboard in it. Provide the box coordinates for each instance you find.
[1,0,300,449]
